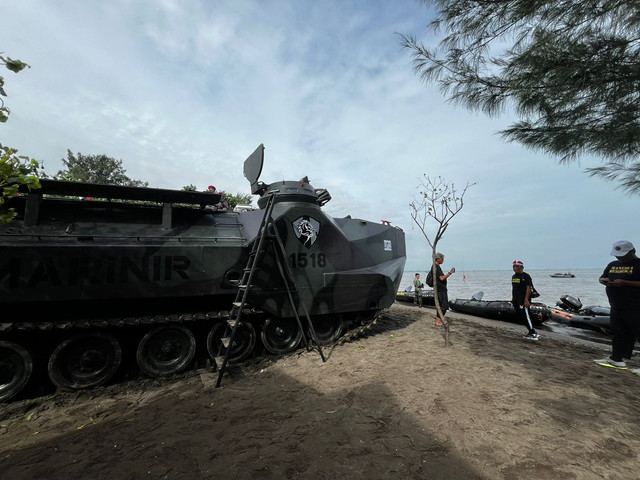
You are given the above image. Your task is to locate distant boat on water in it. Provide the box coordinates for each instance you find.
[550,272,575,278]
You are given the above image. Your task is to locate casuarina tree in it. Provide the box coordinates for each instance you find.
[401,1,640,195]
[410,175,473,346]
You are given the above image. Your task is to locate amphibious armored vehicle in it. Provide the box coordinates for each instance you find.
[0,144,406,401]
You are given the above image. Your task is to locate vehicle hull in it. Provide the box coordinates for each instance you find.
[0,155,406,401]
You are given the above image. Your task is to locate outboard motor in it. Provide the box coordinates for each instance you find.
[556,294,582,312]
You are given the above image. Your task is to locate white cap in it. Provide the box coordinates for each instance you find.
[610,240,635,257]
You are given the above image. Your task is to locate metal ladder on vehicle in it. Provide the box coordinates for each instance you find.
[215,193,326,388]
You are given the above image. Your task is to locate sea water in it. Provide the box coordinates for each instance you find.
[401,268,609,308]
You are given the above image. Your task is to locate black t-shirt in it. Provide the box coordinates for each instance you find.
[435,264,447,289]
[602,257,640,310]
[512,271,533,305]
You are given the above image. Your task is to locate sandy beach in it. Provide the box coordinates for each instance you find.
[2,302,639,480]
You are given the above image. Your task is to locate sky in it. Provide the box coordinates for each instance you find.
[3,0,638,271]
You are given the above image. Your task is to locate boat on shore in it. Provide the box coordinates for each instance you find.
[395,286,435,306]
[550,272,575,278]
[550,295,611,334]
[449,292,550,325]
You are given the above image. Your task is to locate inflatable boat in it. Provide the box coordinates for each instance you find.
[550,295,611,334]
[449,292,550,325]
[395,285,435,306]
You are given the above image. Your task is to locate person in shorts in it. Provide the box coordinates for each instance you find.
[434,253,455,326]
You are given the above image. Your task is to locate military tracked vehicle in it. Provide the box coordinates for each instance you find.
[0,144,406,401]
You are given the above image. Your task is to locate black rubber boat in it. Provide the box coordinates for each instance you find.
[395,286,435,306]
[449,292,550,325]
[550,295,611,334]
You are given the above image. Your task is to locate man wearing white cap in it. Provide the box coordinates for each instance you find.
[512,260,540,340]
[594,241,640,372]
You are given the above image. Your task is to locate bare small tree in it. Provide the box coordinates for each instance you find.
[410,175,473,346]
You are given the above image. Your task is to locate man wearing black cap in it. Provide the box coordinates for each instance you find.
[594,241,640,372]
[512,260,540,340]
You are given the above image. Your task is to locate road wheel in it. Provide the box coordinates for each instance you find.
[261,317,302,355]
[136,326,196,377]
[0,341,33,402]
[310,315,344,345]
[207,321,256,364]
[48,333,121,391]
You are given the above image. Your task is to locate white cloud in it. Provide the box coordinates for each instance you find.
[2,0,638,270]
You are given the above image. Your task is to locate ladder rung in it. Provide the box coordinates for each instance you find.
[215,195,300,388]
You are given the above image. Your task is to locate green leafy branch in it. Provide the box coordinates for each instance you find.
[0,54,30,123]
[0,145,41,225]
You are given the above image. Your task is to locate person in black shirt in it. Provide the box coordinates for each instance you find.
[594,240,640,371]
[434,252,455,326]
[512,260,539,341]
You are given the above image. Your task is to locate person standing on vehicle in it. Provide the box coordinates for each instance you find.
[204,185,229,211]
[434,253,455,326]
[413,273,423,307]
[512,260,540,340]
[594,241,640,371]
